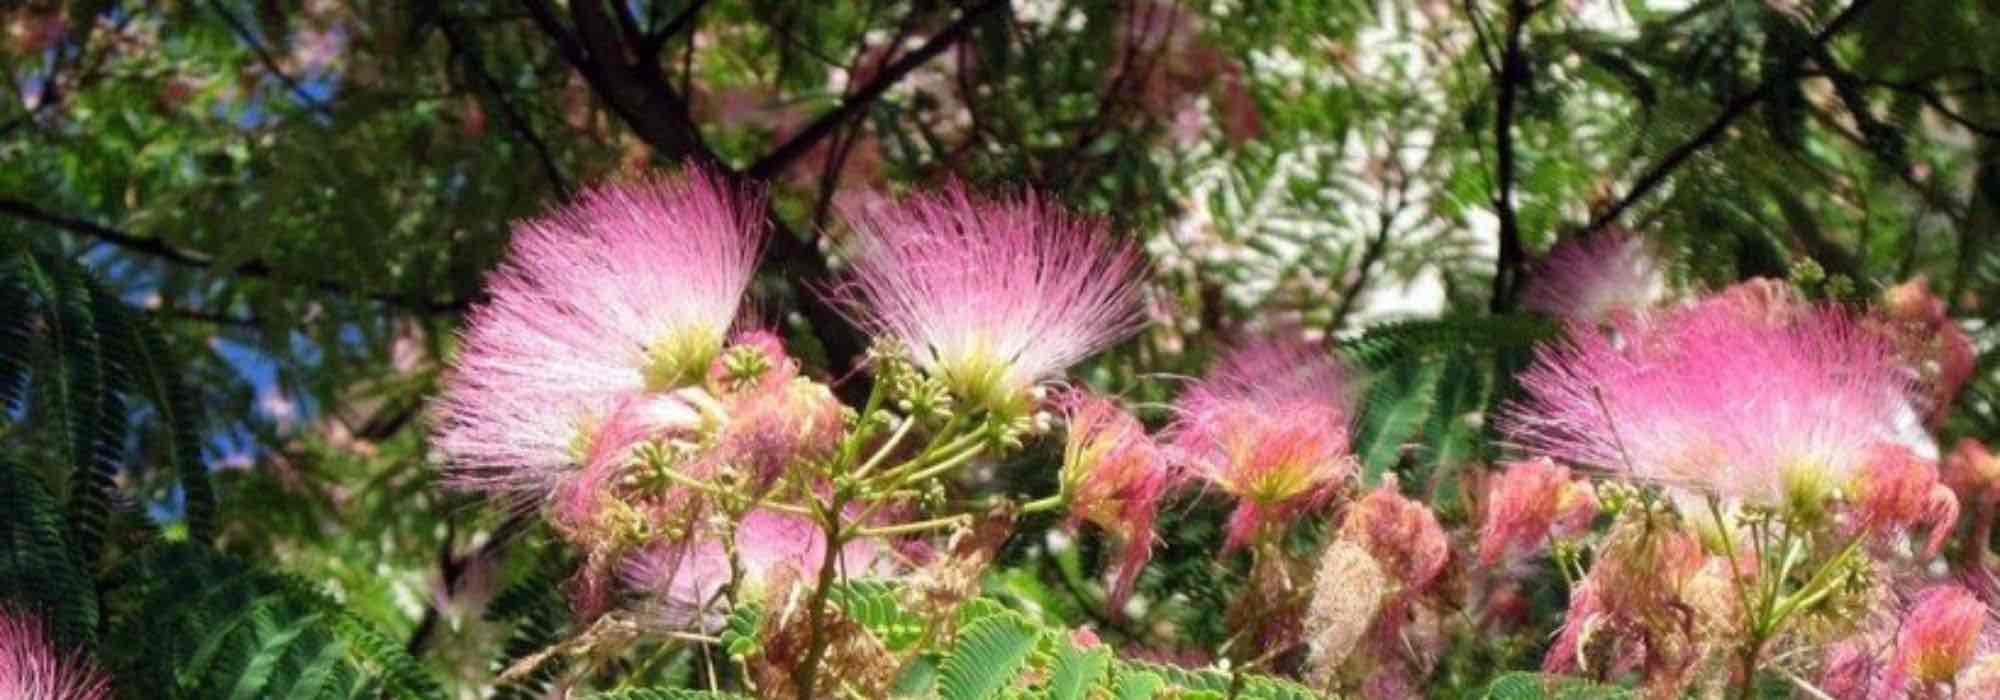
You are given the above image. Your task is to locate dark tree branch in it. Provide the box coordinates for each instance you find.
[208,0,335,118]
[1488,0,1533,313]
[437,14,573,199]
[521,0,722,167]
[640,0,711,60]
[1582,0,1881,234]
[0,197,465,314]
[745,1,1006,180]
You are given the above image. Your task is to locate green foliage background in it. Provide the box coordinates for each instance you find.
[3,0,1997,697]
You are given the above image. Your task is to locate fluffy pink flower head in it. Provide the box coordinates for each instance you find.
[1851,444,1959,559]
[433,168,764,500]
[1477,458,1598,566]
[1057,390,1173,607]
[1519,227,1670,323]
[621,509,891,631]
[0,609,111,700]
[1505,284,1917,515]
[1889,584,1988,688]
[1172,336,1357,550]
[827,183,1147,417]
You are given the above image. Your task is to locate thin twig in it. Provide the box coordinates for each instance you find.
[437,14,573,198]
[746,0,1005,179]
[208,0,334,118]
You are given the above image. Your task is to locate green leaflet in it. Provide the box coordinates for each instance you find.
[1482,672,1634,700]
[100,543,444,700]
[0,456,98,650]
[937,612,1041,700]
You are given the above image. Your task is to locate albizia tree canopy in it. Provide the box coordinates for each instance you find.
[4,1,2000,698]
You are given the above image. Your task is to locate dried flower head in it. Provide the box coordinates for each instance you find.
[1520,227,1671,322]
[827,183,1146,417]
[1505,284,1917,516]
[1172,336,1357,550]
[434,168,765,500]
[1303,539,1391,689]
[0,609,111,700]
[1477,458,1599,566]
[1057,390,1172,607]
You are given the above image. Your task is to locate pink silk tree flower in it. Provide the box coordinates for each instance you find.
[433,168,764,500]
[1519,227,1670,323]
[1057,390,1173,609]
[621,509,890,632]
[826,183,1147,417]
[1172,336,1357,551]
[1886,584,1989,690]
[1504,285,1917,514]
[1476,458,1598,566]
[0,609,111,700]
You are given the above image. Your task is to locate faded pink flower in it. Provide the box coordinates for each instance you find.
[710,376,846,493]
[1057,391,1173,608]
[1851,444,1959,558]
[549,390,711,538]
[0,609,111,700]
[1519,227,1670,323]
[1171,336,1357,550]
[1305,479,1452,696]
[1477,458,1598,566]
[1542,524,1714,697]
[1505,285,1916,513]
[1888,584,1988,689]
[1947,439,2000,508]
[827,183,1146,416]
[1341,480,1449,592]
[433,169,764,500]
[621,509,890,631]
[1872,276,1975,427]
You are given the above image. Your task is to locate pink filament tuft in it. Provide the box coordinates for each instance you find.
[825,182,1147,409]
[433,167,764,500]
